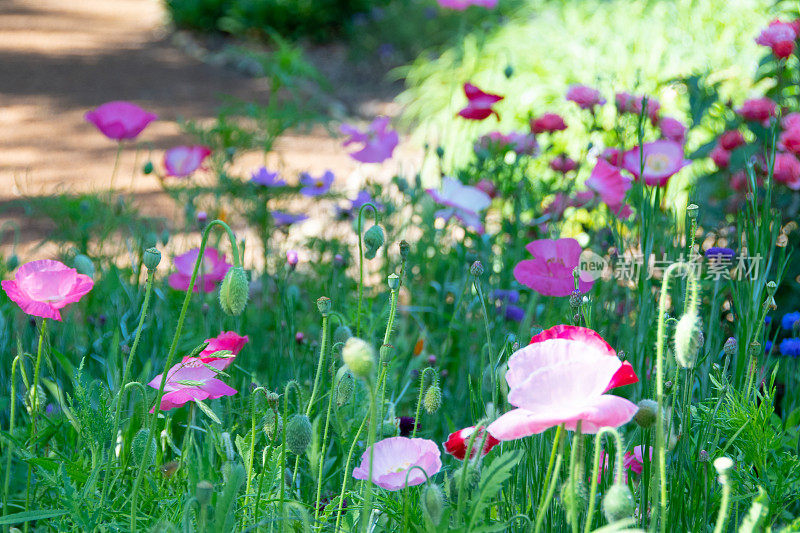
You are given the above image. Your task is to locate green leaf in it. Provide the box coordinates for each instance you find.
[467,449,522,528]
[194,399,221,424]
[738,486,769,533]
[0,509,68,525]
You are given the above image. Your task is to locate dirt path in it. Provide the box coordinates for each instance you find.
[0,0,416,259]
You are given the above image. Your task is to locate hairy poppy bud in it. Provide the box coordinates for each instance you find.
[634,399,658,428]
[602,483,634,523]
[674,311,703,368]
[285,414,312,455]
[196,480,214,506]
[399,240,410,260]
[422,484,444,526]
[504,64,514,79]
[316,296,331,316]
[131,428,156,468]
[143,247,161,271]
[6,255,19,271]
[423,384,442,414]
[333,325,353,346]
[335,367,354,407]
[342,337,376,380]
[470,260,484,276]
[263,410,282,440]
[73,254,95,278]
[219,266,248,316]
[363,225,385,260]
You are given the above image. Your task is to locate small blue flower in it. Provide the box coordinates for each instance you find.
[490,289,520,304]
[779,338,800,358]
[781,311,800,331]
[765,340,773,354]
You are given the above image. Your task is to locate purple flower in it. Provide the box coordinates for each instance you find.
[503,304,525,322]
[272,211,308,227]
[398,416,417,437]
[251,167,287,187]
[427,177,492,234]
[299,170,334,196]
[85,101,157,141]
[340,117,399,164]
[491,289,523,322]
[781,312,800,331]
[705,247,736,261]
[490,289,520,304]
[351,190,383,212]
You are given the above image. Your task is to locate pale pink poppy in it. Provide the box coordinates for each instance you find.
[773,152,800,190]
[530,113,567,134]
[458,83,503,121]
[147,357,237,411]
[427,177,492,233]
[658,117,686,144]
[513,238,594,296]
[1,260,94,321]
[487,325,639,440]
[352,436,442,491]
[168,247,231,293]
[164,145,212,177]
[718,130,745,151]
[566,85,605,110]
[340,116,399,163]
[85,101,157,141]
[782,112,800,131]
[183,331,249,368]
[443,426,500,460]
[623,445,653,475]
[710,145,730,169]
[585,159,632,214]
[755,20,797,59]
[622,140,690,186]
[736,98,776,124]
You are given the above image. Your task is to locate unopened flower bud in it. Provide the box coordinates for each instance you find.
[143,247,161,271]
[316,296,331,316]
[399,240,410,260]
[723,337,737,357]
[602,483,635,523]
[363,225,385,260]
[388,273,400,290]
[196,480,214,506]
[699,450,709,462]
[285,414,312,455]
[333,325,353,346]
[634,399,658,428]
[219,266,249,316]
[504,64,514,79]
[159,229,170,246]
[295,332,304,344]
[6,255,19,271]
[286,250,298,269]
[664,380,674,394]
[674,311,702,368]
[342,337,376,380]
[334,253,345,267]
[263,409,282,439]
[421,484,444,526]
[143,161,154,175]
[687,203,699,220]
[196,211,208,229]
[423,384,442,414]
[335,367,354,407]
[73,254,95,278]
[560,477,588,521]
[470,260,484,276]
[131,428,156,467]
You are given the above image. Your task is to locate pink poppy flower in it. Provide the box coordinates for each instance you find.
[718,130,745,151]
[476,131,538,156]
[710,145,731,169]
[585,160,632,214]
[352,436,442,491]
[487,325,639,440]
[286,250,299,268]
[658,116,686,144]
[168,247,230,293]
[566,85,605,110]
[474,179,497,198]
[731,170,748,192]
[755,20,797,59]
[615,93,660,121]
[147,357,237,412]
[443,426,500,460]
[550,155,578,173]
[85,101,158,141]
[623,446,653,475]
[427,177,492,233]
[340,116,399,163]
[736,98,776,124]
[1,260,94,321]
[513,238,594,296]
[530,113,567,134]
[622,140,690,186]
[601,147,623,167]
[782,112,800,131]
[299,170,334,196]
[183,331,249,368]
[164,145,212,178]
[779,127,800,155]
[437,0,497,9]
[458,83,503,121]
[773,152,800,190]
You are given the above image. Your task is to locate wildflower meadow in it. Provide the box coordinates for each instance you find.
[1,0,800,531]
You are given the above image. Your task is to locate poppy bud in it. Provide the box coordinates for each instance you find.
[263,410,282,440]
[504,64,514,79]
[6,255,19,271]
[196,480,214,506]
[723,337,737,357]
[333,325,353,346]
[334,367,354,407]
[422,484,444,526]
[131,428,156,468]
[363,225,385,260]
[602,483,634,523]
[560,477,588,522]
[687,203,699,220]
[399,240,410,260]
[674,311,703,368]
[143,247,161,271]
[143,161,154,175]
[342,337,376,380]
[470,261,484,276]
[73,254,95,278]
[316,296,331,316]
[219,266,249,316]
[634,399,658,428]
[285,414,312,455]
[159,229,170,246]
[423,384,442,414]
[388,273,400,290]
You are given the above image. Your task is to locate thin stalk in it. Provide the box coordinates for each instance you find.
[473,278,497,407]
[355,203,378,336]
[333,411,370,532]
[534,424,566,533]
[2,355,22,530]
[412,368,436,438]
[584,428,625,533]
[245,387,267,517]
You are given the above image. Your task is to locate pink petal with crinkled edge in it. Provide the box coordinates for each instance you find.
[1,280,61,320]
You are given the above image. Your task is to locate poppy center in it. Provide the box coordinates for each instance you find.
[644,153,671,173]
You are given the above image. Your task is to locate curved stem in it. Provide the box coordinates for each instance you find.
[2,355,21,526]
[356,203,379,337]
[412,368,437,438]
[473,278,497,406]
[246,386,267,518]
[313,365,337,525]
[712,472,732,533]
[584,427,625,533]
[306,310,331,418]
[360,383,378,533]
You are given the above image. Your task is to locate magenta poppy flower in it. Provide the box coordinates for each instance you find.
[585,159,632,214]
[457,83,503,121]
[736,98,776,124]
[147,357,237,412]
[1,260,94,321]
[272,211,309,227]
[427,177,492,233]
[85,101,157,141]
[487,325,639,441]
[475,131,538,156]
[299,170,334,196]
[250,167,287,187]
[513,238,594,296]
[437,0,497,9]
[184,331,249,368]
[779,127,800,155]
[658,116,686,144]
[530,113,567,134]
[164,145,212,178]
[622,140,690,186]
[718,130,745,151]
[623,445,653,476]
[755,20,797,59]
[782,113,800,131]
[549,155,578,173]
[710,145,730,169]
[444,426,500,460]
[168,247,230,293]
[340,117,399,163]
[615,93,660,121]
[352,436,441,491]
[566,85,605,110]
[601,147,623,166]
[773,152,800,189]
